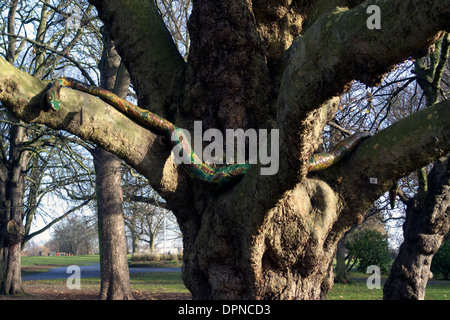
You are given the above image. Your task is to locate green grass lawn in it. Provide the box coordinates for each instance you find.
[22,272,190,295]
[21,255,100,267]
[21,255,449,300]
[327,271,450,300]
[21,255,100,275]
[129,272,189,294]
[21,255,189,296]
[328,281,449,300]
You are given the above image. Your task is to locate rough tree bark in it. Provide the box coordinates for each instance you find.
[1,0,450,299]
[0,1,30,294]
[94,29,133,300]
[383,156,450,300]
[94,148,133,300]
[0,125,28,296]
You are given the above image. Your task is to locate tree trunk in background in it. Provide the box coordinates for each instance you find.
[94,148,133,300]
[334,237,351,283]
[0,2,29,294]
[384,35,450,300]
[383,157,450,299]
[0,125,28,295]
[95,29,133,300]
[128,218,141,255]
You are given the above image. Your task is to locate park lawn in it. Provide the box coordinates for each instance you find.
[128,260,183,268]
[21,255,189,295]
[21,255,100,267]
[327,272,450,300]
[129,272,190,294]
[21,255,100,275]
[70,272,189,294]
[328,281,383,300]
[20,256,449,300]
[23,271,449,300]
[21,272,190,296]
[21,254,182,275]
[328,281,449,300]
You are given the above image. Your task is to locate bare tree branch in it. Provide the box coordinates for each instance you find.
[23,198,92,245]
[1,32,96,85]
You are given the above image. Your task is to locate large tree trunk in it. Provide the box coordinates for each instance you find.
[1,0,450,299]
[94,29,133,300]
[181,179,342,299]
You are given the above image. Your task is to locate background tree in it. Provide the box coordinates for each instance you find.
[51,214,97,254]
[345,229,392,274]
[122,170,181,254]
[431,237,450,280]
[334,206,385,283]
[383,33,450,300]
[1,0,450,299]
[94,28,133,300]
[0,0,98,295]
[331,31,450,299]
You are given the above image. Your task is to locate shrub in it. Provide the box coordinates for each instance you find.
[150,253,161,262]
[168,253,178,261]
[130,252,183,263]
[431,239,450,280]
[345,229,392,273]
[130,252,161,262]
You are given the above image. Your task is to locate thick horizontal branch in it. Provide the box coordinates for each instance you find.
[0,56,192,214]
[340,100,450,216]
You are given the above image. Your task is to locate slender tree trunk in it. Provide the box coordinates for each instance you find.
[95,29,133,300]
[147,234,155,253]
[132,235,140,255]
[0,188,24,296]
[128,219,140,255]
[334,236,351,283]
[94,148,133,300]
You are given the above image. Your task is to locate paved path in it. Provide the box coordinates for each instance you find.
[22,263,181,281]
